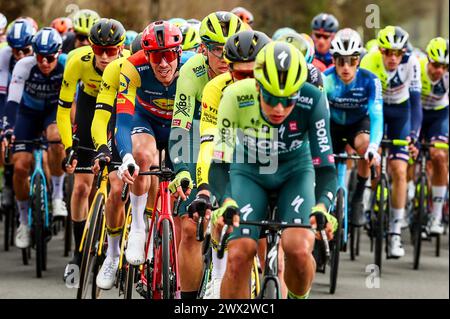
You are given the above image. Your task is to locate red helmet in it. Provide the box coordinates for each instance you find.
[231,7,254,25]
[141,20,182,51]
[51,17,73,34]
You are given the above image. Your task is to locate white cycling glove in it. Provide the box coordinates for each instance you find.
[364,143,380,165]
[117,153,140,180]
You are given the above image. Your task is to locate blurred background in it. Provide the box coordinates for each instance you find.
[0,0,448,48]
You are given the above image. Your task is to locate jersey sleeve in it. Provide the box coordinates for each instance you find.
[115,59,140,159]
[169,62,202,174]
[408,55,423,138]
[368,76,384,148]
[197,79,222,188]
[0,48,10,97]
[91,60,120,150]
[57,54,82,148]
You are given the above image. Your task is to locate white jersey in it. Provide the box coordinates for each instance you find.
[360,51,422,105]
[0,46,13,96]
[420,57,449,111]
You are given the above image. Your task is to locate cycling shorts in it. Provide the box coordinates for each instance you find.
[420,107,449,143]
[384,101,411,162]
[330,116,370,154]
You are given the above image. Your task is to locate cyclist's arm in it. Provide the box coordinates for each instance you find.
[197,79,222,192]
[368,76,384,148]
[409,56,423,139]
[308,92,337,210]
[0,48,10,120]
[115,59,140,159]
[168,64,199,174]
[209,87,238,205]
[91,61,119,151]
[57,54,81,149]
[3,58,31,128]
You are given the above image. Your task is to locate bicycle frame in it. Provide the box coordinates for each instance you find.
[335,155,350,244]
[28,148,49,229]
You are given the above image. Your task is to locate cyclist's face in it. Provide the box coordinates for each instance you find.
[149,54,178,86]
[312,31,333,54]
[94,48,121,71]
[202,43,228,77]
[334,55,359,84]
[427,60,448,81]
[229,61,255,80]
[37,55,58,75]
[12,46,33,60]
[258,84,295,125]
[381,48,404,71]
[75,33,90,48]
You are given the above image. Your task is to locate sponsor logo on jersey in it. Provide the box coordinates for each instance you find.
[312,157,322,166]
[186,122,192,130]
[213,150,224,160]
[328,154,335,164]
[81,54,91,62]
[174,93,190,117]
[193,64,206,77]
[172,118,181,127]
[315,119,331,153]
[153,98,174,110]
[119,74,130,95]
[237,94,255,107]
[289,121,298,132]
[298,96,313,105]
[137,65,150,72]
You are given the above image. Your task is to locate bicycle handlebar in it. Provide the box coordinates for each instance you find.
[95,158,107,190]
[121,164,135,201]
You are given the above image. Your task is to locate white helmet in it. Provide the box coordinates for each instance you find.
[330,28,363,56]
[0,13,7,31]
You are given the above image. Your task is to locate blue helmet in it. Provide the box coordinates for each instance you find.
[311,13,339,33]
[272,27,296,40]
[32,27,62,55]
[124,30,138,47]
[6,19,35,48]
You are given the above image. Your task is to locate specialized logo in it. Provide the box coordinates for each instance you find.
[291,196,304,214]
[277,50,288,69]
[240,204,253,221]
[279,125,286,139]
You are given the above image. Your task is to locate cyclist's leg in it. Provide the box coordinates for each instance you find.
[12,107,42,248]
[385,102,410,257]
[221,168,267,299]
[425,108,449,233]
[278,165,315,299]
[45,109,67,217]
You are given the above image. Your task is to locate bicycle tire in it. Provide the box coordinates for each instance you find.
[63,174,73,257]
[350,224,356,261]
[162,218,176,299]
[330,188,344,294]
[124,264,135,299]
[435,234,440,257]
[413,176,426,270]
[375,179,386,274]
[261,278,279,299]
[32,174,44,278]
[77,193,105,299]
[4,206,11,251]
[355,226,360,256]
[197,246,212,299]
[22,248,29,265]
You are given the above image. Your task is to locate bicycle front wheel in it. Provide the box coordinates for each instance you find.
[32,174,46,278]
[374,179,387,274]
[162,219,177,299]
[413,176,426,270]
[330,188,344,294]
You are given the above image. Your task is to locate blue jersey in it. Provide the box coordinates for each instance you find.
[315,51,334,68]
[181,50,196,64]
[3,54,66,128]
[324,67,384,147]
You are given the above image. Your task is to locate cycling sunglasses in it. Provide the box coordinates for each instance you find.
[145,49,179,64]
[381,48,405,57]
[36,53,59,63]
[260,85,298,108]
[75,33,89,42]
[430,60,449,70]
[12,46,32,55]
[91,45,121,57]
[230,64,254,80]
[206,43,225,59]
[313,32,332,40]
[335,55,359,67]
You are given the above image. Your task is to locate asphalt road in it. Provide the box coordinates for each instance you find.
[0,221,448,299]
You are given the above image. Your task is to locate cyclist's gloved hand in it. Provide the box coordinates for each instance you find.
[309,205,337,241]
[188,193,212,221]
[211,199,239,228]
[364,143,380,166]
[62,146,78,173]
[117,153,139,185]
[168,170,193,201]
[92,144,111,175]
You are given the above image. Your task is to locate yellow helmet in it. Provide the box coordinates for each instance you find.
[377,25,409,50]
[179,23,201,51]
[72,9,100,35]
[426,37,449,64]
[200,11,244,44]
[254,41,307,97]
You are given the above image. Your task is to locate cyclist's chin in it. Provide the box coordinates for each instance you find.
[267,114,286,124]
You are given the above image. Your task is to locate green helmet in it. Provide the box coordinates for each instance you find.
[426,37,449,64]
[365,39,378,53]
[254,41,307,97]
[200,11,244,44]
[72,9,100,35]
[179,23,201,51]
[377,26,409,50]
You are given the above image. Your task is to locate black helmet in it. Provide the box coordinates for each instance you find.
[130,32,143,54]
[224,30,271,63]
[89,18,126,46]
[311,13,339,33]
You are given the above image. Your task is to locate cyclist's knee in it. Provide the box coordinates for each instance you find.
[226,239,256,274]
[108,181,124,205]
[14,159,31,179]
[133,148,155,168]
[431,149,447,167]
[390,161,407,180]
[73,181,91,199]
[180,217,198,244]
[354,134,370,155]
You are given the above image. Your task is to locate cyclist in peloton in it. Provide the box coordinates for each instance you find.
[311,13,339,72]
[231,7,254,28]
[90,35,142,290]
[167,11,244,299]
[59,19,127,282]
[61,9,100,54]
[115,21,184,267]
[0,13,7,47]
[2,28,67,248]
[323,28,383,226]
[417,37,449,235]
[361,26,422,258]
[210,42,337,299]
